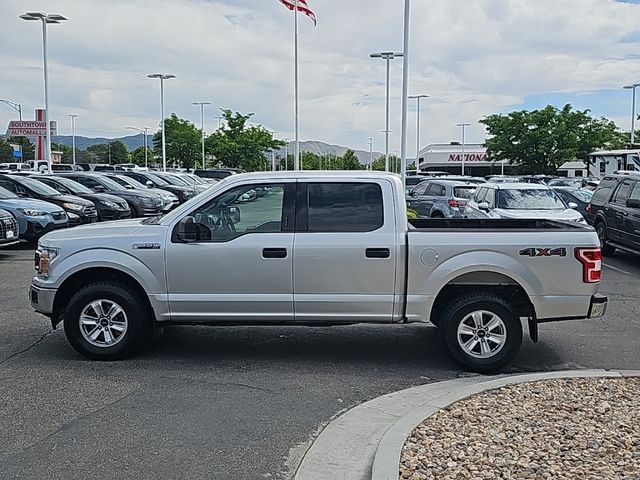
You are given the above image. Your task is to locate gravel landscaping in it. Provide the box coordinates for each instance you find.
[399,377,640,480]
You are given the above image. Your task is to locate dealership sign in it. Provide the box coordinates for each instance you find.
[6,120,57,137]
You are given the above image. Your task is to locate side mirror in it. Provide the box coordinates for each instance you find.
[568,202,578,210]
[627,198,640,209]
[177,216,199,243]
[478,202,490,211]
[228,206,241,224]
[146,181,154,188]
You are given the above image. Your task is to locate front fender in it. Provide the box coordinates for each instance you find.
[40,247,165,295]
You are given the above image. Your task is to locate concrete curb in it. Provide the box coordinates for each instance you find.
[294,369,640,480]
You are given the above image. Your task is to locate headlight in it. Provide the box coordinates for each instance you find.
[35,245,59,277]
[102,201,120,209]
[17,208,47,216]
[62,202,84,212]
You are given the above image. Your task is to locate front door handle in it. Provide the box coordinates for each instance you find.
[365,248,390,259]
[263,248,287,259]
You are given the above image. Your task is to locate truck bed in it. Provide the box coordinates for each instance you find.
[409,218,587,230]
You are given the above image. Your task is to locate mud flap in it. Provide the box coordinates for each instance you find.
[528,316,538,343]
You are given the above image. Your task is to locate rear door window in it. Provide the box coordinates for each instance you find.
[612,180,635,204]
[306,183,383,232]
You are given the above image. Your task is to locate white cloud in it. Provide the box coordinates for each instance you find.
[1,0,640,154]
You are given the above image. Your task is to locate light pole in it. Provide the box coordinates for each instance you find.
[367,137,374,170]
[408,95,429,171]
[0,99,22,120]
[147,73,175,171]
[127,126,150,168]
[370,51,404,172]
[193,101,211,170]
[20,12,67,173]
[624,84,640,146]
[456,123,471,175]
[400,0,411,185]
[1,99,24,159]
[68,114,77,165]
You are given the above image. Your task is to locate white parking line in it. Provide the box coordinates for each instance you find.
[603,262,633,275]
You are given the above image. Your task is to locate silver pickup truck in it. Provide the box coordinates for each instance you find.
[30,172,607,372]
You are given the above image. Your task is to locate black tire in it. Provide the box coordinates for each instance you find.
[63,281,152,360]
[595,222,615,257]
[438,292,522,373]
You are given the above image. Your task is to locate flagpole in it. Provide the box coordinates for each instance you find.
[294,0,301,170]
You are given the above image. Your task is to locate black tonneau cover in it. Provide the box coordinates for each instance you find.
[409,218,586,230]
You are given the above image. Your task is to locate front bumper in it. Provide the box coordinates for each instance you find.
[29,283,56,316]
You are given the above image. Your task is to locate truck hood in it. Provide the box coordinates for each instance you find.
[494,208,585,222]
[39,218,151,245]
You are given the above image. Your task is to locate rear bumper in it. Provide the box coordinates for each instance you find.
[537,294,608,322]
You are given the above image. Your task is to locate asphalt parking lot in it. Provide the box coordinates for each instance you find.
[1,243,639,480]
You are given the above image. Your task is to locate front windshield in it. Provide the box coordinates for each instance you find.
[17,177,61,196]
[51,177,93,194]
[0,186,18,199]
[116,176,147,189]
[497,189,565,210]
[145,173,170,186]
[158,174,189,186]
[96,176,128,191]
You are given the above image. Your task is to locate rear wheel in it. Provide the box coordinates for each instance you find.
[595,222,615,256]
[64,281,152,360]
[438,292,522,373]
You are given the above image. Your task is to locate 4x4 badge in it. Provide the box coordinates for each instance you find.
[519,248,567,257]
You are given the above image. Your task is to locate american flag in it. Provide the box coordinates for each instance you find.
[279,0,317,26]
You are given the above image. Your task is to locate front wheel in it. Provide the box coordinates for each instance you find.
[439,292,522,373]
[64,281,152,360]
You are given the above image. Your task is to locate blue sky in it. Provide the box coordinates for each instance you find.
[1,0,640,153]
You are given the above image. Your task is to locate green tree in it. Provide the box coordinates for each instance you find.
[205,110,284,172]
[130,146,150,166]
[0,139,14,162]
[480,104,625,175]
[341,149,363,170]
[86,141,129,164]
[7,136,34,161]
[152,114,200,170]
[51,142,73,164]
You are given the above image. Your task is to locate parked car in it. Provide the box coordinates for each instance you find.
[407,180,478,218]
[57,173,165,218]
[552,187,594,224]
[30,172,606,373]
[465,183,586,223]
[587,173,640,256]
[0,208,19,246]
[103,174,180,211]
[117,171,197,203]
[0,162,32,173]
[33,175,132,221]
[0,174,97,227]
[194,168,245,180]
[0,185,68,243]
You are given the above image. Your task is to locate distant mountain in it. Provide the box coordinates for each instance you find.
[4,134,383,165]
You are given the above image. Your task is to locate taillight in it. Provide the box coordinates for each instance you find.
[448,199,464,208]
[575,247,602,283]
[586,204,592,214]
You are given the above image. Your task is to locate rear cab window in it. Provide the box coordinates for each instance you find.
[305,182,383,232]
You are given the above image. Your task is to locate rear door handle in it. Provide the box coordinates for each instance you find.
[262,248,287,259]
[365,248,390,259]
